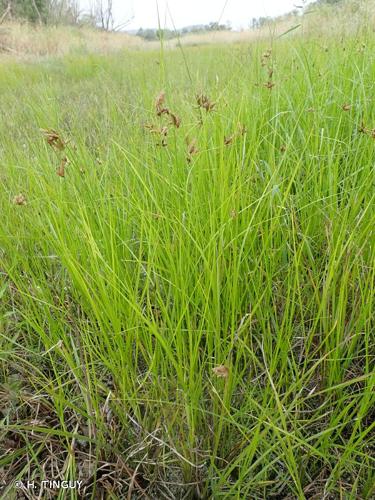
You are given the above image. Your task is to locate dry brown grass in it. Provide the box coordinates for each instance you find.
[0,22,144,59]
[165,19,295,48]
[165,0,375,48]
[302,0,375,38]
[0,0,374,60]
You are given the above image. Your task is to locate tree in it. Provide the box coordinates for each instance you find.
[0,0,80,24]
[47,0,80,25]
[136,27,157,41]
[250,16,274,29]
[93,0,113,31]
[311,0,343,4]
[206,21,231,31]
[0,2,11,24]
[0,0,48,23]
[88,0,133,31]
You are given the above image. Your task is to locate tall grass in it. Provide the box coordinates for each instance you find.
[0,22,144,58]
[0,33,374,498]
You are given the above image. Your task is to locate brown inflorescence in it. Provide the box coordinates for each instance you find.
[40,128,66,151]
[196,93,216,112]
[13,194,27,205]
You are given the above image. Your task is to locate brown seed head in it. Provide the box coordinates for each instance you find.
[187,138,198,156]
[358,121,367,134]
[342,104,351,112]
[57,156,68,178]
[238,123,247,135]
[196,94,216,112]
[358,121,375,138]
[262,49,272,59]
[186,138,198,162]
[13,194,27,206]
[169,112,181,128]
[154,91,170,116]
[40,128,66,151]
[224,135,235,146]
[212,365,229,379]
[264,81,275,90]
[155,91,166,115]
[144,123,160,134]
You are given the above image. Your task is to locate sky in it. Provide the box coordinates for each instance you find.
[80,1,313,31]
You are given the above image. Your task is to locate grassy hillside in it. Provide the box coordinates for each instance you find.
[0,22,144,58]
[0,19,374,500]
[1,0,375,58]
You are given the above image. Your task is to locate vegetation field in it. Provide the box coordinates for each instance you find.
[0,31,374,499]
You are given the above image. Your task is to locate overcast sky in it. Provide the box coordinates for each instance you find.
[81,1,313,30]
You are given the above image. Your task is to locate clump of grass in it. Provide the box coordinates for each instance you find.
[0,28,374,500]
